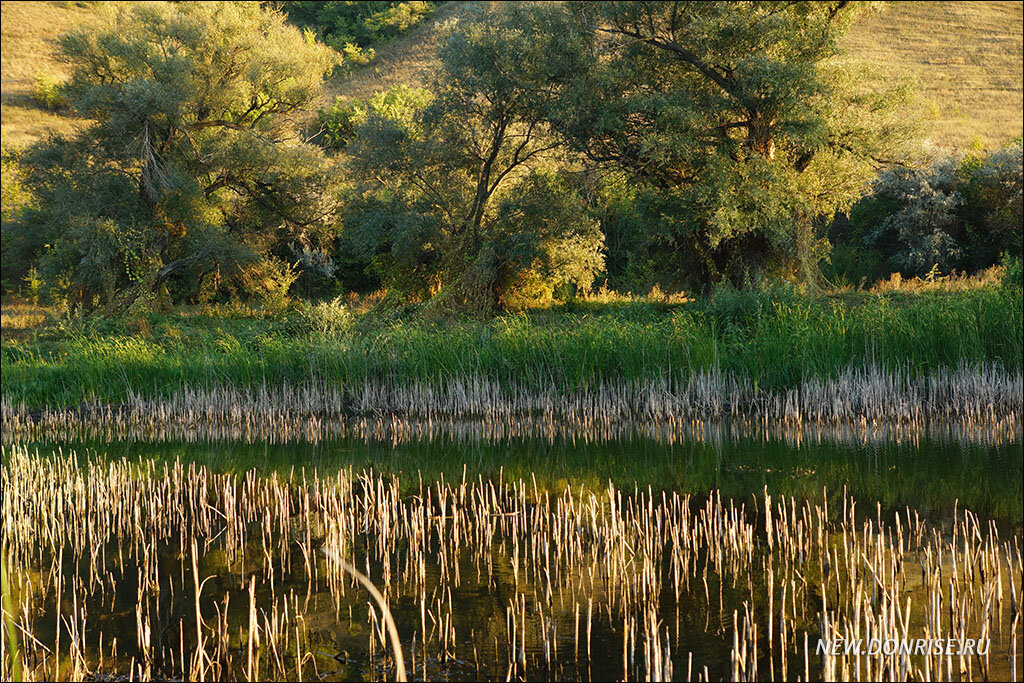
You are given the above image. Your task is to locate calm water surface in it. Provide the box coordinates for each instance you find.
[8,426,1023,681]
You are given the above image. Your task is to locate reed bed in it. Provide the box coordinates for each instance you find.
[2,445,1021,681]
[2,363,1021,446]
[3,392,1021,450]
[3,286,1020,411]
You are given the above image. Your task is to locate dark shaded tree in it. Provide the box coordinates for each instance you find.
[10,1,340,309]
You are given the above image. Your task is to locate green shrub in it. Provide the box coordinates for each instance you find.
[316,85,431,150]
[295,297,354,337]
[282,2,436,52]
[846,141,1023,278]
[1001,254,1023,290]
[31,73,67,110]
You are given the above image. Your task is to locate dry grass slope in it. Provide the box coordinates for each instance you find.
[0,0,91,146]
[320,0,481,105]
[1,0,1021,152]
[843,0,1023,151]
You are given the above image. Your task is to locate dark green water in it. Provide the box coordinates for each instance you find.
[10,426,1023,681]
[33,428,1024,525]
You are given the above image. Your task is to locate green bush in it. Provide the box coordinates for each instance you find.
[282,1,436,53]
[295,297,354,337]
[15,2,340,310]
[845,141,1023,278]
[31,73,67,110]
[1001,254,1023,290]
[316,85,431,151]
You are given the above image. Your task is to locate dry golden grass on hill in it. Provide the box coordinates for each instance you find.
[0,0,92,146]
[843,1,1023,150]
[321,0,479,105]
[2,1,1021,151]
[330,0,1024,151]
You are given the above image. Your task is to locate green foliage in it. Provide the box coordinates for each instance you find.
[294,296,354,337]
[3,286,1020,408]
[1001,254,1023,290]
[846,141,1023,278]
[316,85,431,150]
[8,2,341,309]
[487,173,604,307]
[31,72,67,110]
[541,1,920,290]
[343,5,604,310]
[1,145,38,293]
[707,280,799,328]
[280,1,436,58]
[958,142,1024,268]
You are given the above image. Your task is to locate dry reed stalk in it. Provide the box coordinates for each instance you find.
[1,444,1021,681]
[320,545,407,682]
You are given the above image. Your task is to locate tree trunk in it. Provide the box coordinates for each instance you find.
[151,248,214,292]
[795,212,821,289]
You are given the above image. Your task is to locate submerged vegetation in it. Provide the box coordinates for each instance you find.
[2,446,1021,681]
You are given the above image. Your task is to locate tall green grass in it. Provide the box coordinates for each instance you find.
[2,287,1021,409]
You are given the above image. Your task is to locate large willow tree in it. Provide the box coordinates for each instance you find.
[344,5,604,310]
[548,1,920,289]
[14,2,340,309]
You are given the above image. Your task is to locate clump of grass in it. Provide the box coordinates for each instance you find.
[294,296,354,338]
[30,72,66,111]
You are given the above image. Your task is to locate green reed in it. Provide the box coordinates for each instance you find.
[2,286,1020,408]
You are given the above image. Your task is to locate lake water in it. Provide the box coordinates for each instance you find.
[3,423,1022,681]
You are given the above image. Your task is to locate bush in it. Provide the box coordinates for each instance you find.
[295,296,354,337]
[282,2,436,52]
[290,244,338,298]
[846,142,1023,279]
[862,158,963,276]
[16,2,340,310]
[316,85,431,151]
[31,73,67,110]
[960,142,1024,269]
[1002,254,1023,290]
[821,243,886,288]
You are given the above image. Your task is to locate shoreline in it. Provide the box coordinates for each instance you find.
[4,363,1021,443]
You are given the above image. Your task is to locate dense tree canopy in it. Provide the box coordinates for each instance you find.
[543,1,919,290]
[8,1,1013,313]
[343,6,604,309]
[10,2,340,309]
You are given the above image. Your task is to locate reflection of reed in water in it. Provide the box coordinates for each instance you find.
[2,445,1021,681]
[3,363,1021,446]
[4,403,1020,449]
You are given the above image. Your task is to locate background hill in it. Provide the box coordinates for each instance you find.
[843,0,1023,150]
[2,0,1022,150]
[0,0,91,146]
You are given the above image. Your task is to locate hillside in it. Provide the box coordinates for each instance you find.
[843,0,1023,150]
[2,0,1022,150]
[0,0,91,146]
[322,1,480,105]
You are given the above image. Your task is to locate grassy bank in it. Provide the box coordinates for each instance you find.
[2,284,1021,411]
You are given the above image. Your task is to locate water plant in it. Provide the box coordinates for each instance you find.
[2,446,1020,681]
